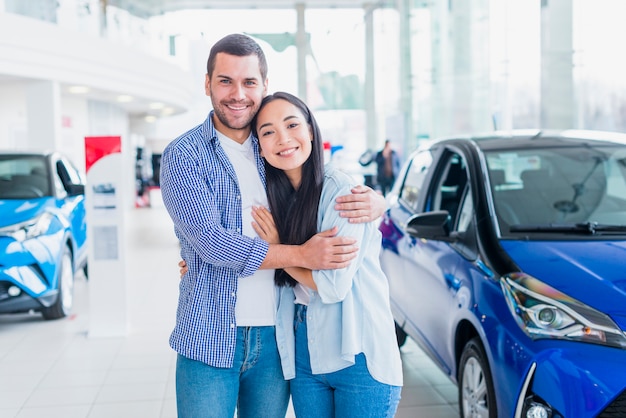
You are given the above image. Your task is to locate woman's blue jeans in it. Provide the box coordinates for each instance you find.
[290,304,402,418]
[176,326,289,418]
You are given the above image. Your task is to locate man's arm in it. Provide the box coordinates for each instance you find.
[334,184,386,224]
[260,226,357,270]
[251,205,357,271]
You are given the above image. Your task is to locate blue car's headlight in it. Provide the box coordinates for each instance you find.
[0,212,53,242]
[501,273,626,349]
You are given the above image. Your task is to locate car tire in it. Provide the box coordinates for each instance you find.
[458,337,497,418]
[395,321,408,347]
[42,246,74,320]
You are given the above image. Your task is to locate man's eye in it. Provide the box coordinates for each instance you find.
[245,81,257,86]
[219,79,231,84]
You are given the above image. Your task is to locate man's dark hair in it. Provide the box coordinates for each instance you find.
[206,33,268,80]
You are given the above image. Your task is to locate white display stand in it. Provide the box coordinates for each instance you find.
[84,136,129,337]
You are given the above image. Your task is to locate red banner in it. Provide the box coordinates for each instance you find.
[84,136,121,173]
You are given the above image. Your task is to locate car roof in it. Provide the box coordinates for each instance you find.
[0,150,58,158]
[429,129,626,152]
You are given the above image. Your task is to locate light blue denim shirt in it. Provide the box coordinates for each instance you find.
[275,166,403,387]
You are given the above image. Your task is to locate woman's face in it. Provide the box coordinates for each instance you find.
[256,98,312,189]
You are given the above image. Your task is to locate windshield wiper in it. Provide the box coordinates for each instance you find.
[510,222,626,235]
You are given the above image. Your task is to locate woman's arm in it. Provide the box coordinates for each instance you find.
[251,205,317,290]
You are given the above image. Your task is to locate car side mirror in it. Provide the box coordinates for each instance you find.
[66,184,85,196]
[406,210,453,241]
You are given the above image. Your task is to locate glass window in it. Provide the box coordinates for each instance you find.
[0,155,50,198]
[486,144,626,230]
[399,150,433,212]
[428,153,468,229]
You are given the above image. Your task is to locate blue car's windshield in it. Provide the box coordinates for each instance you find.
[0,155,51,199]
[486,142,626,236]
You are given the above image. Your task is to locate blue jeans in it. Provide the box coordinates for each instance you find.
[176,326,290,418]
[291,304,402,418]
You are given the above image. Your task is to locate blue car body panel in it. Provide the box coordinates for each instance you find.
[501,240,626,314]
[0,151,87,318]
[380,131,626,417]
[0,197,85,295]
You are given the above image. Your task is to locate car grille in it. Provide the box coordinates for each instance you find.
[598,390,626,417]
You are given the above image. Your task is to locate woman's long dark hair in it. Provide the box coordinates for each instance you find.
[252,92,325,287]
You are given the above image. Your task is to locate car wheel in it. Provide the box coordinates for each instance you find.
[395,321,407,347]
[42,246,74,320]
[458,337,497,418]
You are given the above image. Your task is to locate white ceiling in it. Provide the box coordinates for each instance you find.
[2,1,393,119]
[107,0,388,17]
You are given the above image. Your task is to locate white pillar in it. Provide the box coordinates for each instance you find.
[430,0,452,139]
[397,0,414,151]
[451,0,473,135]
[296,3,307,102]
[364,3,378,151]
[26,80,61,151]
[541,0,574,129]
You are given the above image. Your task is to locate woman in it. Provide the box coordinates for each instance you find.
[250,91,402,418]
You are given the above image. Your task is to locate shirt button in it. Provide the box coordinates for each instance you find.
[231,292,236,298]
[230,323,235,328]
[237,195,241,200]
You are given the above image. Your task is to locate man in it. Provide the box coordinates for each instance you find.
[375,139,401,196]
[159,34,385,418]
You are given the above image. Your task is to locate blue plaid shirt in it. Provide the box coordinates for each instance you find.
[160,111,270,368]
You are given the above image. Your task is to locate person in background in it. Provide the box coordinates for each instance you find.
[374,139,401,196]
[159,33,387,418]
[251,92,403,417]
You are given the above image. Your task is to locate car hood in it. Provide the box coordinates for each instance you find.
[500,240,626,329]
[0,198,53,227]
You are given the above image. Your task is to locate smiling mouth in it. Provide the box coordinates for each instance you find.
[226,103,248,111]
[278,147,298,156]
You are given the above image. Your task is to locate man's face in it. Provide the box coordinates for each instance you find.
[206,52,268,142]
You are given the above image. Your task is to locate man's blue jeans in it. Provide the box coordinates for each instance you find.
[176,326,289,418]
[290,304,402,417]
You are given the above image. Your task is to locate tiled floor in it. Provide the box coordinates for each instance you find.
[0,194,459,418]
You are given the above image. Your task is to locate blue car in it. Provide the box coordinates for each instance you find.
[379,130,626,418]
[0,151,88,320]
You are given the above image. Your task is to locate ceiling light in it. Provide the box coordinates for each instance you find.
[117,95,134,102]
[161,107,175,116]
[149,102,164,110]
[144,115,157,123]
[68,86,90,94]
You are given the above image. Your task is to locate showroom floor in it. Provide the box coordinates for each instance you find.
[0,192,459,418]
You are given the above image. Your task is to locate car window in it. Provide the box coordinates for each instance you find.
[486,145,626,229]
[0,155,50,198]
[428,152,468,228]
[399,150,433,212]
[457,190,473,233]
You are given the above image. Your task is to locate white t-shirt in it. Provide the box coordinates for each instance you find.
[218,131,276,326]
